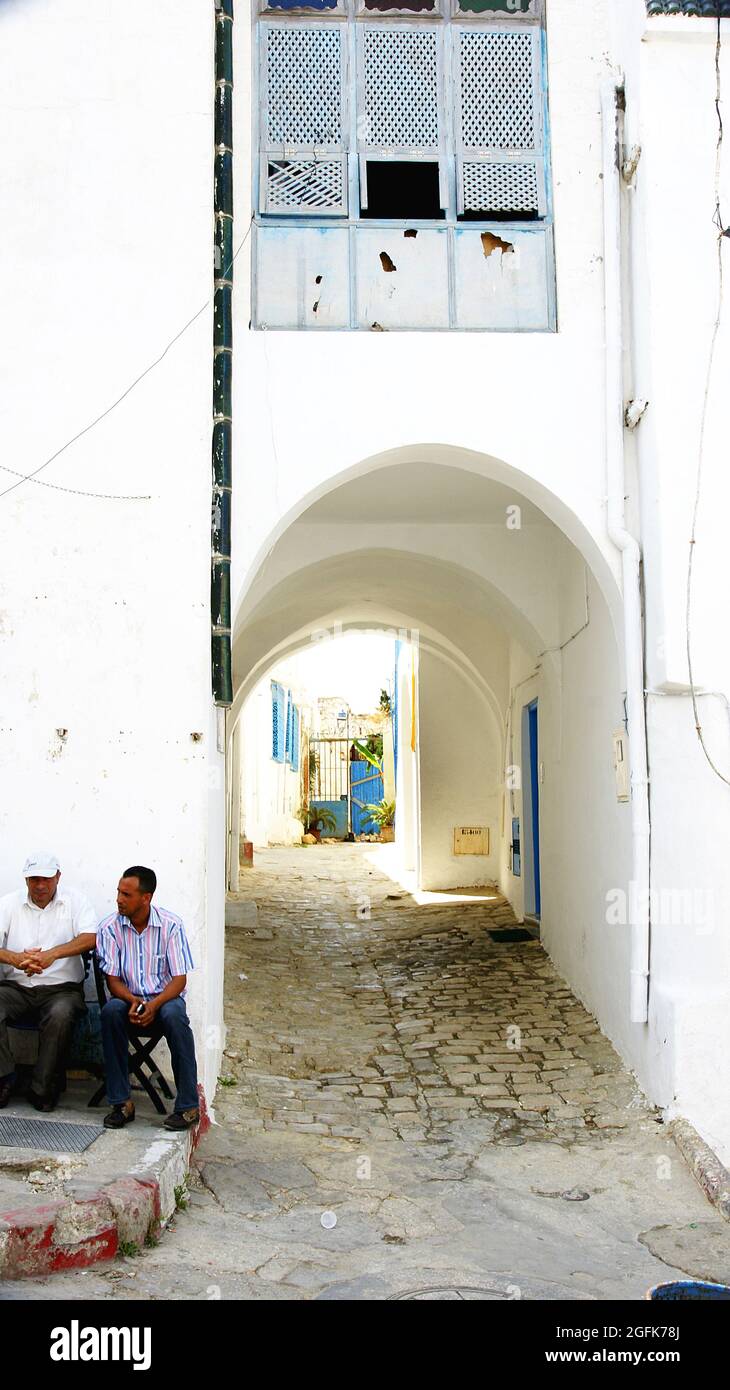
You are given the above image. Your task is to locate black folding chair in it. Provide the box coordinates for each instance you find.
[6,950,104,1098]
[88,957,174,1116]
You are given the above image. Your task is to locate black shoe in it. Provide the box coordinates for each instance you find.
[103,1101,136,1129]
[163,1108,199,1132]
[27,1088,58,1113]
[0,1078,13,1109]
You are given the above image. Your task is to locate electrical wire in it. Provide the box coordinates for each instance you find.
[0,216,253,503]
[0,465,151,502]
[686,16,730,786]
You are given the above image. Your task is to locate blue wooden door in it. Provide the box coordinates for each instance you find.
[527,700,541,917]
[350,760,384,835]
[520,700,541,917]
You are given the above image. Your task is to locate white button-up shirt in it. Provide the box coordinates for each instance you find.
[0,886,97,988]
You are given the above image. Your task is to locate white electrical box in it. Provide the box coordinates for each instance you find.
[454,826,489,855]
[612,730,630,802]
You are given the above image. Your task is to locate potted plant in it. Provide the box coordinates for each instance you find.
[306,805,338,841]
[362,798,396,842]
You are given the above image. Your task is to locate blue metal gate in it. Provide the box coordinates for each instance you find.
[350,760,384,835]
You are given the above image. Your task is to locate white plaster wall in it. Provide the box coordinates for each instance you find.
[616,10,730,697]
[239,674,307,848]
[539,590,633,1064]
[395,646,420,879]
[610,5,730,1162]
[499,574,635,1084]
[645,694,730,1165]
[0,1,222,1103]
[203,709,227,1105]
[418,651,503,891]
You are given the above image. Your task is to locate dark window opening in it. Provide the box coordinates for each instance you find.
[458,208,540,223]
[362,161,444,220]
[365,0,436,8]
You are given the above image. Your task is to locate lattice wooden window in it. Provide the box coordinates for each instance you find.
[259,23,348,216]
[356,24,447,212]
[461,160,539,213]
[266,159,345,213]
[454,25,546,218]
[256,10,548,226]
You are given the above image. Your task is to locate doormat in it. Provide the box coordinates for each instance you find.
[0,1115,103,1153]
[488,928,534,943]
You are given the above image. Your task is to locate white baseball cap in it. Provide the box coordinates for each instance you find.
[23,852,61,877]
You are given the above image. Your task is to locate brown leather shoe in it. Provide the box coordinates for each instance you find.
[103,1100,136,1129]
[163,1107,199,1131]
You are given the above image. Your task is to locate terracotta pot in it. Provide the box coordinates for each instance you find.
[380,826,395,842]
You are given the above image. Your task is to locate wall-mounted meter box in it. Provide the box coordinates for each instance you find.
[454,826,489,856]
[613,730,630,802]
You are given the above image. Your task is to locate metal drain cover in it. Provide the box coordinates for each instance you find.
[0,1115,103,1153]
[390,1286,512,1301]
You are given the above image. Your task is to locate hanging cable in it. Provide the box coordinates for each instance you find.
[0,218,252,504]
[0,465,150,502]
[686,15,730,786]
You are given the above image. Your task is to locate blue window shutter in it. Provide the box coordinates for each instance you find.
[291,706,300,772]
[285,689,293,762]
[272,682,285,761]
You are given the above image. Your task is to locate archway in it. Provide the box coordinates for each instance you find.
[232,448,624,657]
[228,452,632,1053]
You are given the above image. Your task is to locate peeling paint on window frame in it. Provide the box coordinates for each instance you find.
[251,0,555,331]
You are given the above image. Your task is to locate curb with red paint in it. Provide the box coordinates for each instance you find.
[0,1089,210,1280]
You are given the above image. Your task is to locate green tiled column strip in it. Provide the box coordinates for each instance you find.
[212,0,234,705]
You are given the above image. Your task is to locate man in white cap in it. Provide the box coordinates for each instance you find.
[0,853,97,1111]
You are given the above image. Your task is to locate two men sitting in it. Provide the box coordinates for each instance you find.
[0,854,200,1131]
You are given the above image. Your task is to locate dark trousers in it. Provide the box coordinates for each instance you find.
[0,981,86,1098]
[100,997,199,1112]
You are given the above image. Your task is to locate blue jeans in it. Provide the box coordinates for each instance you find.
[100,997,199,1112]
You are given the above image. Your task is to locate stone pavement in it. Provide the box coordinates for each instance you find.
[222,847,638,1144]
[4,844,729,1300]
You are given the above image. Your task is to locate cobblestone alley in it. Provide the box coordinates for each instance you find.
[5,845,729,1302]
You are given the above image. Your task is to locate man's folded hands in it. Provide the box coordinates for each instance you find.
[18,948,52,976]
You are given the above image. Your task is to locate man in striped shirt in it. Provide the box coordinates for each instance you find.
[96,866,200,1132]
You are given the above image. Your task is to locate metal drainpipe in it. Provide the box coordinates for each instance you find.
[601,75,651,1025]
[212,0,234,706]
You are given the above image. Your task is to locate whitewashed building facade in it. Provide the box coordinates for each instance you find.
[3,0,730,1161]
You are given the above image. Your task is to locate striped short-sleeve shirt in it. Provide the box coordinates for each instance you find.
[96,904,194,999]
